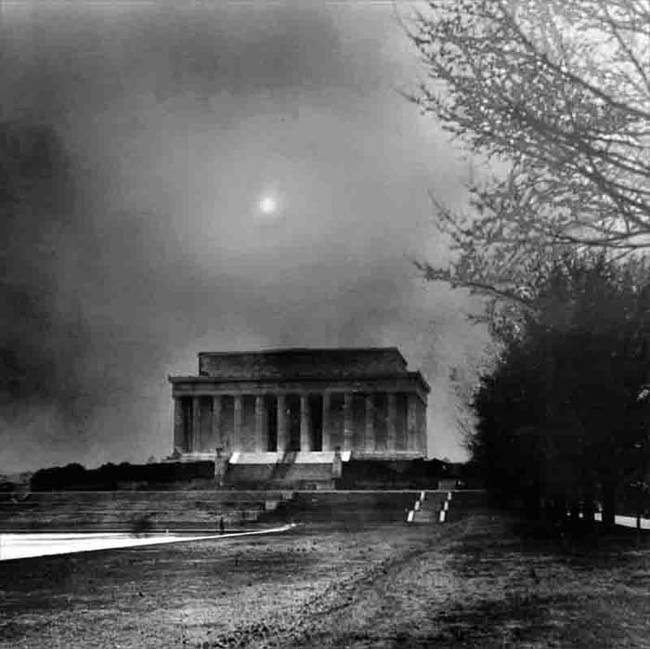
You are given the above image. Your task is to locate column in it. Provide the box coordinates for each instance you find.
[322,392,331,451]
[407,394,418,452]
[233,394,243,450]
[192,396,201,452]
[365,393,375,452]
[255,395,265,452]
[211,395,222,450]
[277,394,287,453]
[418,400,427,455]
[173,397,185,451]
[387,393,397,451]
[343,393,353,451]
[300,394,311,452]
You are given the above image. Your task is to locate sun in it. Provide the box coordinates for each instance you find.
[258,196,277,215]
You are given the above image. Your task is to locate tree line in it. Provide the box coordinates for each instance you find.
[407,0,650,527]
[30,461,215,491]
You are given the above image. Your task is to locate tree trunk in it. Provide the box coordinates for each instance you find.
[601,481,616,529]
[523,484,541,520]
[582,496,596,525]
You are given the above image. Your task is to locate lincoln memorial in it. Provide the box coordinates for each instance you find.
[168,347,429,466]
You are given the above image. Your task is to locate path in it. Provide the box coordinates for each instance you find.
[594,513,650,529]
[0,524,295,561]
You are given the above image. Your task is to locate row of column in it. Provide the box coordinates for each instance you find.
[174,391,421,454]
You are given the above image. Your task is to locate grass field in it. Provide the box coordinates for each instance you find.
[1,514,649,648]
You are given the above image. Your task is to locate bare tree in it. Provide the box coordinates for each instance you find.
[408,0,650,307]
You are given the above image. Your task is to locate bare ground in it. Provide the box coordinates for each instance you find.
[1,514,649,648]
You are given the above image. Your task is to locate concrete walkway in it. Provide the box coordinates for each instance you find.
[594,513,650,530]
[0,524,295,562]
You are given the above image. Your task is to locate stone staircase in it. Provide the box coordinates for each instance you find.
[406,490,450,524]
[225,453,336,490]
[406,490,488,524]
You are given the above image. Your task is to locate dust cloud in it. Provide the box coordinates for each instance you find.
[0,3,489,471]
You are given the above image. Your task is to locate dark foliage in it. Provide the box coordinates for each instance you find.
[337,458,448,489]
[469,255,650,527]
[30,460,215,491]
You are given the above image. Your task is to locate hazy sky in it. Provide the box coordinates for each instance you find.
[0,2,489,472]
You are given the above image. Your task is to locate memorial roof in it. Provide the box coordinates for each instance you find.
[189,347,424,384]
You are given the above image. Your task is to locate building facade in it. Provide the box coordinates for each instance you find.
[168,347,429,461]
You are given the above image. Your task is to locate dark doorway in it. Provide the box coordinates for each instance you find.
[352,394,366,449]
[309,394,323,451]
[373,392,388,451]
[287,394,301,451]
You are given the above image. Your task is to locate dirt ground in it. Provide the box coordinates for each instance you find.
[1,514,649,648]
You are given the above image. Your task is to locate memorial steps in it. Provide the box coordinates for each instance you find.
[0,490,291,533]
[405,490,489,524]
[0,481,487,533]
[0,489,478,532]
[223,451,342,489]
[406,491,449,523]
[276,490,419,524]
[225,463,335,490]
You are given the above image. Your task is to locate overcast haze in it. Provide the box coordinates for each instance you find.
[0,2,489,472]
